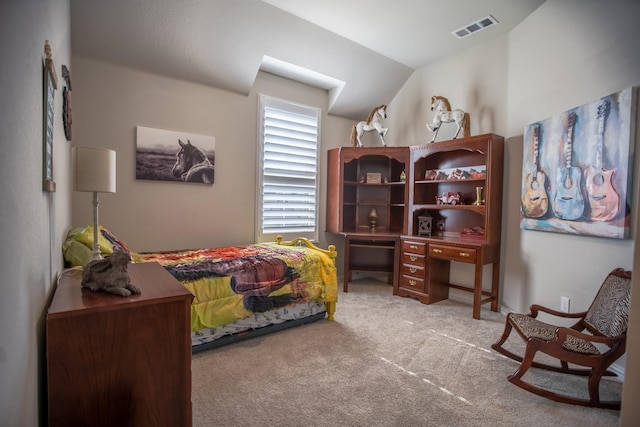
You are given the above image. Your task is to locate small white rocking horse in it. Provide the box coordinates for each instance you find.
[351,105,388,147]
[426,96,470,142]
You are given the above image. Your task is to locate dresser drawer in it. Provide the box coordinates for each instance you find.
[402,239,426,255]
[401,263,425,279]
[429,244,477,263]
[399,274,425,292]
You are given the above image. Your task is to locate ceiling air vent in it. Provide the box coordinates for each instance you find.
[452,15,498,39]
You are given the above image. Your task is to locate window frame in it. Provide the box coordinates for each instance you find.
[256,94,321,243]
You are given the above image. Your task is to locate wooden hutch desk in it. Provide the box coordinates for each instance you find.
[327,134,504,319]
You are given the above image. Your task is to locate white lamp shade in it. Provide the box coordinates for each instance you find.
[74,147,116,193]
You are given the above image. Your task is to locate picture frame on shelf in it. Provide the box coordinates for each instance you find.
[366,172,382,184]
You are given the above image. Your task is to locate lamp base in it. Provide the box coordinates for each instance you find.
[90,192,102,261]
[90,245,103,262]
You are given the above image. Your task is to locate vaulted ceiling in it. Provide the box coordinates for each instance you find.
[71,0,545,120]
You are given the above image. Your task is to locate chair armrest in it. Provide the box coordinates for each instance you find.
[555,326,626,346]
[530,304,588,319]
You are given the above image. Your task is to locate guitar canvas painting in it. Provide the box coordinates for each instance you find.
[520,87,636,239]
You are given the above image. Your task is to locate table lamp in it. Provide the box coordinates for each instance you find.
[74,147,116,261]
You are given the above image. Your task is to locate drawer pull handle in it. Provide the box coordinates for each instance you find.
[409,255,417,262]
[409,267,417,274]
[459,252,470,257]
[410,244,418,250]
[409,279,416,286]
[433,248,443,254]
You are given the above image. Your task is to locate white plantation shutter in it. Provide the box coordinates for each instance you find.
[257,95,320,242]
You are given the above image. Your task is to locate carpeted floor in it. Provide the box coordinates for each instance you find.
[191,278,622,426]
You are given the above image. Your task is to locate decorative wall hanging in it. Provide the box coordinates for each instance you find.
[43,40,58,192]
[61,65,72,141]
[136,126,215,184]
[520,87,637,239]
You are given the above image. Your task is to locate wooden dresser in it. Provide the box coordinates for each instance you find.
[47,262,193,427]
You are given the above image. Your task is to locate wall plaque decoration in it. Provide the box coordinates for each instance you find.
[43,40,58,192]
[520,87,637,239]
[62,65,72,141]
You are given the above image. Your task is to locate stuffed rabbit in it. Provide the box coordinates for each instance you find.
[81,249,141,297]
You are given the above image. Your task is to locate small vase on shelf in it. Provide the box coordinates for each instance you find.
[473,186,484,206]
[368,208,378,232]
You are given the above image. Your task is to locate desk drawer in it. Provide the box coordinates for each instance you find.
[401,252,425,265]
[402,239,426,255]
[429,244,477,263]
[400,275,425,292]
[401,263,425,279]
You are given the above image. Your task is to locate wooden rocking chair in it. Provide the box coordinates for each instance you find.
[491,268,632,409]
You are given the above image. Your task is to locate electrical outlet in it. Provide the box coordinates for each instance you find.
[560,296,570,313]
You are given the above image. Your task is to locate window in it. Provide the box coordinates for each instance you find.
[257,95,321,243]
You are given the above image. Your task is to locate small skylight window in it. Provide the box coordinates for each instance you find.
[452,15,498,39]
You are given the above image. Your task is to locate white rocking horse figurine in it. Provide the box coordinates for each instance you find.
[426,96,470,142]
[351,105,388,147]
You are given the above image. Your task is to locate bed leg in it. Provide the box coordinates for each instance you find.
[325,301,336,321]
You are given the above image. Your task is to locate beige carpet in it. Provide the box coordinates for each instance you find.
[191,278,622,426]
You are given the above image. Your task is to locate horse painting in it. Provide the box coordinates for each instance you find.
[426,96,470,142]
[171,139,215,184]
[351,104,388,147]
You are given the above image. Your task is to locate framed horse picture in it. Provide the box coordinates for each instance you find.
[136,126,215,185]
[520,87,637,239]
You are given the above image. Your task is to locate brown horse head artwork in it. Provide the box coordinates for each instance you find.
[171,139,215,184]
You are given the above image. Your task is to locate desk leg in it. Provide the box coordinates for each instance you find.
[472,260,483,320]
[343,237,350,292]
[491,262,500,312]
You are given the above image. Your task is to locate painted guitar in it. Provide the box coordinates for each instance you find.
[552,111,584,220]
[584,100,620,221]
[522,123,549,218]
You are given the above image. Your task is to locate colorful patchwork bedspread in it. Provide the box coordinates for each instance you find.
[63,226,338,332]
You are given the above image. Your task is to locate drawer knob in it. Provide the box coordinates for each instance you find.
[460,252,470,257]
[409,267,417,274]
[409,255,417,262]
[433,248,443,254]
[410,244,418,250]
[409,279,416,286]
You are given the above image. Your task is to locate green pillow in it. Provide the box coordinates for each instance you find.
[63,225,131,267]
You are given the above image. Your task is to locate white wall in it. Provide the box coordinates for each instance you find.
[387,34,509,144]
[71,57,353,252]
[0,1,72,426]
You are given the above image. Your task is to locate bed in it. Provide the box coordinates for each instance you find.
[62,226,338,353]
